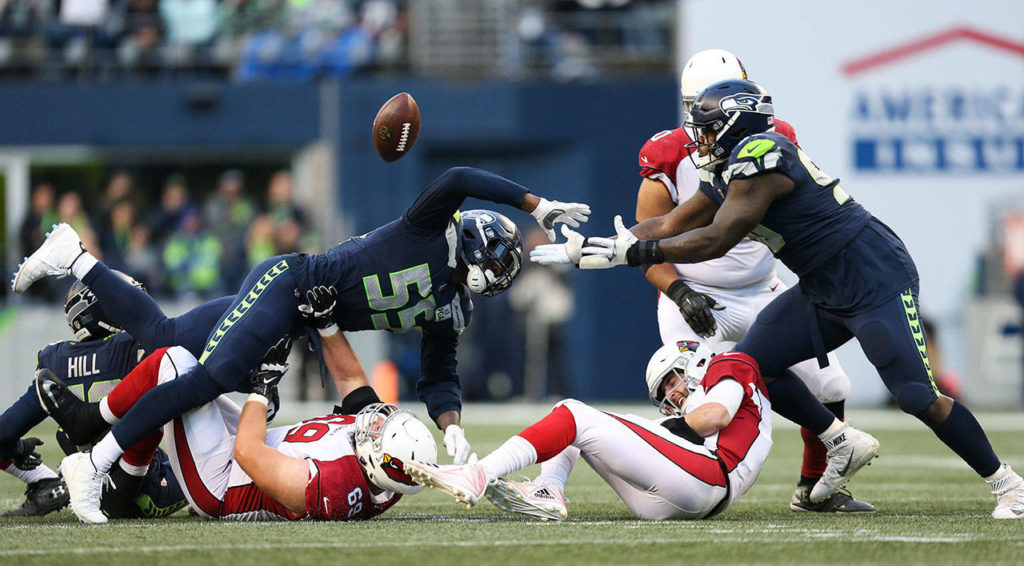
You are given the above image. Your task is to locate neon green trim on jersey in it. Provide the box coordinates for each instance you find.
[737,139,776,161]
[200,259,289,364]
[900,289,938,395]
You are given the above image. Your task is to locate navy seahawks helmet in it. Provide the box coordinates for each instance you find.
[458,209,523,296]
[684,79,774,171]
[64,271,144,341]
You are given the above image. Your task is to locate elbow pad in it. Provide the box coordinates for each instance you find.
[660,416,704,444]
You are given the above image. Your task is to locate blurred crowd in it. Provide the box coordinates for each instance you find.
[18,167,315,299]
[0,0,407,79]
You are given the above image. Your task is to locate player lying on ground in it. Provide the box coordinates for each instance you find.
[0,272,231,517]
[47,333,434,521]
[634,48,870,513]
[12,167,590,524]
[405,346,771,521]
[537,78,1024,519]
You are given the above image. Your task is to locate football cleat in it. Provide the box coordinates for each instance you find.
[60,452,108,524]
[989,464,1024,519]
[35,369,109,446]
[403,461,488,509]
[485,477,567,522]
[790,484,875,513]
[810,424,879,503]
[11,223,86,293]
[1,477,70,517]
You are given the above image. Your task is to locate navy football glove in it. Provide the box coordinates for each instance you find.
[12,437,44,470]
[666,280,724,338]
[298,285,339,336]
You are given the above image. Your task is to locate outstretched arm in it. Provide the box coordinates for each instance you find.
[630,188,719,241]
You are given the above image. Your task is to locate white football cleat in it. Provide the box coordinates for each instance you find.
[486,477,567,522]
[404,461,488,509]
[810,423,879,503]
[11,223,86,293]
[60,452,108,524]
[989,464,1024,519]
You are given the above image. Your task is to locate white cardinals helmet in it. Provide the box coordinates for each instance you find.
[680,49,747,112]
[355,403,437,494]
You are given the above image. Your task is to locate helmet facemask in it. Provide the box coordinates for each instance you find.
[459,210,523,296]
[354,403,436,495]
[683,81,775,173]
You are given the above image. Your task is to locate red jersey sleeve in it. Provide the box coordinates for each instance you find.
[774,119,799,147]
[638,127,692,181]
[305,456,378,521]
[700,352,766,399]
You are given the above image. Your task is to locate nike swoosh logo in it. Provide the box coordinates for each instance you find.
[770,284,779,291]
[641,156,649,163]
[834,452,854,477]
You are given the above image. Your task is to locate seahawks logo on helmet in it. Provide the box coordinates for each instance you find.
[719,93,762,113]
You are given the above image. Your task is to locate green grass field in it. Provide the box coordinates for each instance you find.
[2,408,1023,565]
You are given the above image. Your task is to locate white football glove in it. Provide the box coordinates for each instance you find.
[530,197,591,242]
[579,215,638,269]
[529,225,591,266]
[443,424,472,465]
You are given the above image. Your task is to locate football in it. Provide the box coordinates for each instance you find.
[372,92,420,162]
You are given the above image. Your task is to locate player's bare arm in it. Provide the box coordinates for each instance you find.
[321,331,371,400]
[657,172,793,264]
[436,410,461,430]
[630,189,718,241]
[637,178,686,293]
[684,401,733,437]
[233,398,309,514]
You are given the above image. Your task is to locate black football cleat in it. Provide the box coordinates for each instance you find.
[1,477,70,517]
[790,483,876,513]
[34,368,109,446]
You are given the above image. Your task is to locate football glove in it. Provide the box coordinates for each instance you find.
[443,424,472,465]
[530,198,591,242]
[666,280,724,338]
[12,437,43,470]
[298,285,339,336]
[250,336,291,422]
[529,225,592,266]
[579,215,638,269]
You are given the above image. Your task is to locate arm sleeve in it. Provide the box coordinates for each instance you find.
[701,379,745,420]
[415,324,462,424]
[403,167,530,232]
[0,387,47,458]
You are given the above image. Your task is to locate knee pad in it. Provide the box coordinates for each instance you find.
[157,346,199,385]
[893,382,938,415]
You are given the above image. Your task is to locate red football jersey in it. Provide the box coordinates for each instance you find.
[698,352,769,473]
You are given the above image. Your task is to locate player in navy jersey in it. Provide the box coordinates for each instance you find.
[534,79,1024,519]
[13,166,590,523]
[0,272,230,517]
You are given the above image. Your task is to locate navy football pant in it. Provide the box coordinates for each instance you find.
[738,284,939,416]
[82,262,235,359]
[107,256,300,451]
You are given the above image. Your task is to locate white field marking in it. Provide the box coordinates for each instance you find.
[2,535,1019,557]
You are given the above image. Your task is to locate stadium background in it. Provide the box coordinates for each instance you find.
[0,0,1022,413]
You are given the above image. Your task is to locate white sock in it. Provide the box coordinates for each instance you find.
[70,252,98,280]
[535,445,580,492]
[3,462,59,484]
[98,397,119,425]
[90,434,126,474]
[118,459,149,478]
[480,436,538,483]
[818,419,845,442]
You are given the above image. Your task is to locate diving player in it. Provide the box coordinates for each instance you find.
[537,79,1024,519]
[0,273,228,518]
[404,345,771,521]
[14,166,590,523]
[636,49,870,512]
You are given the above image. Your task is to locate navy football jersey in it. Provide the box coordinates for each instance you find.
[699,132,872,277]
[37,334,146,403]
[294,167,528,420]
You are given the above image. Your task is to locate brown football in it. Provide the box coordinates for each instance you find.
[372,92,421,162]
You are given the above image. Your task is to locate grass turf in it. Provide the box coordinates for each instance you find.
[2,410,1023,565]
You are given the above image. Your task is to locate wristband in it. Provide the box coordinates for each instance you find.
[247,393,269,407]
[626,240,665,267]
[318,323,339,337]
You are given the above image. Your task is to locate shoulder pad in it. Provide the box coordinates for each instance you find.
[638,128,691,180]
[723,133,788,184]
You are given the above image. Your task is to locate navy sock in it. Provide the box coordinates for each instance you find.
[931,401,1000,477]
[110,365,227,449]
[765,370,836,435]
[83,262,175,349]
